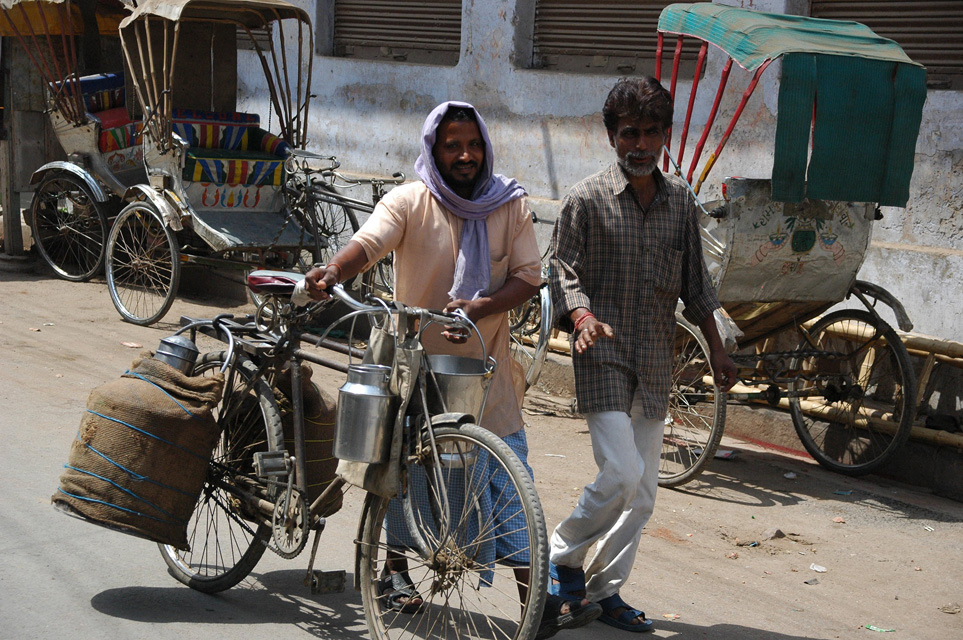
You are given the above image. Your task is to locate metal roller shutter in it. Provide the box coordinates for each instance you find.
[532,0,709,74]
[334,0,461,65]
[811,0,963,89]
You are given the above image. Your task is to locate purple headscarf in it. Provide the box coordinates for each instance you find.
[414,101,526,301]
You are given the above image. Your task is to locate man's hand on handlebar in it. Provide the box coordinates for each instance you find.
[304,266,339,301]
[441,298,479,344]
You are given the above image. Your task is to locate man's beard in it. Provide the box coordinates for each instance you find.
[618,152,658,177]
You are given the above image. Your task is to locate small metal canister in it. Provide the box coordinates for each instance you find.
[155,335,200,374]
[334,364,397,463]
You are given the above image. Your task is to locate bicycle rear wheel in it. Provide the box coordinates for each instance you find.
[659,315,727,487]
[358,424,547,640]
[158,352,284,593]
[789,310,916,475]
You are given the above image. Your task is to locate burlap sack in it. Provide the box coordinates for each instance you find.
[275,362,342,517]
[52,353,224,550]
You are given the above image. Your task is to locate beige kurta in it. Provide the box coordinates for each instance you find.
[352,181,541,437]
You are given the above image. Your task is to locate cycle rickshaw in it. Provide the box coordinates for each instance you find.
[1,0,141,281]
[103,0,345,325]
[654,4,926,485]
[4,0,355,325]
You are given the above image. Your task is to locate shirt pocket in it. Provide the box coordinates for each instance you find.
[649,244,682,299]
[490,255,510,293]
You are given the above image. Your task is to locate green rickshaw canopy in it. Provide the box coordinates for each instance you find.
[659,3,927,207]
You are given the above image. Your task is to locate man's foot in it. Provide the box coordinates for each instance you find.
[549,562,588,598]
[378,570,424,614]
[596,593,653,632]
[535,593,602,640]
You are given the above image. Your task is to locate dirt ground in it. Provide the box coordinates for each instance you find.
[2,264,963,640]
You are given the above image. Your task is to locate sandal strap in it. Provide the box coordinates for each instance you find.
[598,593,646,620]
[383,570,418,597]
[550,562,587,598]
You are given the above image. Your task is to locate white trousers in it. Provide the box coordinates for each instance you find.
[549,390,664,601]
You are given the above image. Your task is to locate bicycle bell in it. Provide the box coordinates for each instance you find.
[155,334,200,374]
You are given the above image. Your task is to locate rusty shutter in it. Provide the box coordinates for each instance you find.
[811,0,963,89]
[532,0,709,74]
[334,0,461,65]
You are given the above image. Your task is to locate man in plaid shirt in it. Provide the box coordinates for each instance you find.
[547,77,737,633]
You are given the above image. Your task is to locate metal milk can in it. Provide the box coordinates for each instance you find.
[334,364,397,463]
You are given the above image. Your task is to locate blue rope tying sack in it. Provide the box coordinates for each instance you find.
[52,352,225,550]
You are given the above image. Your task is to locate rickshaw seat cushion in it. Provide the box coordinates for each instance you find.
[96,107,133,130]
[71,72,126,113]
[171,108,290,156]
[183,147,286,187]
[93,107,142,153]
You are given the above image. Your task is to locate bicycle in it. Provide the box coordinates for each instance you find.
[288,150,404,301]
[245,150,404,312]
[164,272,548,640]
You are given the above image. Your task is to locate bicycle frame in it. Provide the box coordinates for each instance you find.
[177,278,493,568]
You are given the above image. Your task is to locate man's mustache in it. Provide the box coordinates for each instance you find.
[626,152,654,163]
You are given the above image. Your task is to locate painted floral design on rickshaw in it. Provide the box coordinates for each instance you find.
[750,201,851,269]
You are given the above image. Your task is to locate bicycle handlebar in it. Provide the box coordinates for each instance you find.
[326,284,473,332]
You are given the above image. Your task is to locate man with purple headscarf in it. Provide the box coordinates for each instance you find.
[305,102,600,638]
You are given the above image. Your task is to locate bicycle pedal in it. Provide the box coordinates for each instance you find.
[309,569,346,595]
[254,451,291,478]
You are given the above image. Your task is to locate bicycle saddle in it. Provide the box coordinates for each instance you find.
[247,270,307,295]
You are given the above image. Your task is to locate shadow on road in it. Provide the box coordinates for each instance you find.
[90,570,365,639]
[666,446,963,524]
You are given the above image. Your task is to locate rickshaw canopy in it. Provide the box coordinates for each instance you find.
[659,3,927,207]
[0,0,126,37]
[119,0,309,29]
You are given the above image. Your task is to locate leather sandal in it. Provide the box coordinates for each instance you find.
[378,570,424,614]
[549,562,588,599]
[597,593,653,632]
[535,593,602,640]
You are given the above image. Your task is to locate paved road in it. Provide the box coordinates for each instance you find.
[2,268,963,640]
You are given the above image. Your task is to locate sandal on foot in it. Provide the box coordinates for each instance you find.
[549,562,588,599]
[379,570,424,614]
[597,593,653,633]
[535,593,603,640]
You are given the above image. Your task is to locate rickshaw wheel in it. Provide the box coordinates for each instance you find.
[788,310,916,476]
[659,315,728,488]
[29,173,109,282]
[159,352,283,593]
[106,201,181,325]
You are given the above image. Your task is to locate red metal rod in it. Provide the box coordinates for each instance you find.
[57,2,84,123]
[677,41,708,173]
[694,59,773,195]
[664,34,684,172]
[655,32,664,82]
[3,5,76,123]
[687,57,733,185]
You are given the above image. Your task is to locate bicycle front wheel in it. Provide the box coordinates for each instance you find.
[788,310,916,475]
[659,315,727,487]
[159,352,284,593]
[358,424,547,640]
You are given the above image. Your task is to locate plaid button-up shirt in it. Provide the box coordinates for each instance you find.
[549,164,720,417]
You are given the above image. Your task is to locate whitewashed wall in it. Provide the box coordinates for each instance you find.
[236,0,963,341]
